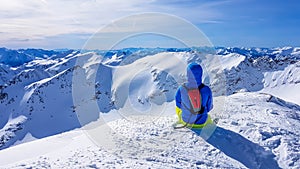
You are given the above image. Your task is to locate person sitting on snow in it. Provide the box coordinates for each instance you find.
[174,62,213,129]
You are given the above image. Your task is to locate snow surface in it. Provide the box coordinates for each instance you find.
[0,93,299,168]
[261,63,300,105]
[0,47,299,168]
[218,53,246,70]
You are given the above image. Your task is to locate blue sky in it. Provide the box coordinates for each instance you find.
[0,0,299,49]
[199,0,300,47]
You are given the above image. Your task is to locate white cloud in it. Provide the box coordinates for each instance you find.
[0,0,228,48]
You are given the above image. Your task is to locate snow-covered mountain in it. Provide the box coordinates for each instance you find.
[0,47,299,168]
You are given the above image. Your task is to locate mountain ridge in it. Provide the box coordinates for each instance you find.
[0,47,299,168]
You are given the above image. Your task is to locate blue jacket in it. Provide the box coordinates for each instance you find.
[175,63,213,124]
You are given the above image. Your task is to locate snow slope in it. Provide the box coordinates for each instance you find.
[0,47,299,168]
[0,93,299,168]
[261,62,300,104]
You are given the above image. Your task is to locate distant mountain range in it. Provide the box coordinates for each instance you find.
[0,46,299,151]
[1,46,299,67]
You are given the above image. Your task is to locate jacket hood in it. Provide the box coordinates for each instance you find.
[186,62,203,87]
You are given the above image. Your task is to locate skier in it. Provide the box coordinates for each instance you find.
[174,62,213,129]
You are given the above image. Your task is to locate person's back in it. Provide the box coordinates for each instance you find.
[175,62,213,128]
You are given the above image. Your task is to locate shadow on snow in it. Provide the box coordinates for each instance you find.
[192,126,281,169]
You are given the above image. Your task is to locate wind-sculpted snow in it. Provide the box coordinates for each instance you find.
[0,47,299,168]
